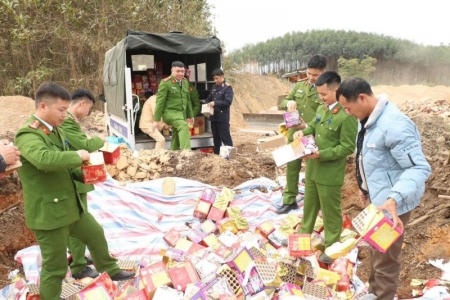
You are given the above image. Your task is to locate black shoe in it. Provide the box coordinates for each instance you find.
[319,253,335,264]
[72,266,99,279]
[276,203,298,214]
[110,270,135,281]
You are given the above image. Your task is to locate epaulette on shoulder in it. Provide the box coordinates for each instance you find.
[28,120,40,130]
[163,76,171,82]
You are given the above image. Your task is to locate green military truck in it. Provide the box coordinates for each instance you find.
[102,29,222,150]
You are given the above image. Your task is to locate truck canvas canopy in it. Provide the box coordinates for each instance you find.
[103,29,222,120]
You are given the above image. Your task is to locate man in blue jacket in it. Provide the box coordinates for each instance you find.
[337,77,431,300]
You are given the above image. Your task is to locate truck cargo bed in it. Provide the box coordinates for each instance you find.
[134,131,213,150]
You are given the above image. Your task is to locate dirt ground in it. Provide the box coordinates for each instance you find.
[1,77,450,299]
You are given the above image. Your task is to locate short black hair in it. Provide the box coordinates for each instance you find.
[144,91,153,98]
[35,82,71,108]
[307,55,327,70]
[71,88,95,104]
[316,71,341,87]
[172,61,185,68]
[212,68,224,77]
[336,77,374,103]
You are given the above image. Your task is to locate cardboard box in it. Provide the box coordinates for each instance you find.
[187,228,206,244]
[272,134,318,167]
[175,238,194,254]
[256,134,287,152]
[201,233,222,251]
[279,283,305,298]
[194,117,206,134]
[200,188,216,203]
[99,143,120,165]
[81,152,107,184]
[201,104,214,117]
[207,206,226,222]
[0,160,22,179]
[217,218,238,234]
[288,234,313,257]
[167,260,200,291]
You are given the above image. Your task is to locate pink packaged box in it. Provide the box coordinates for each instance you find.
[352,204,403,253]
[283,110,303,128]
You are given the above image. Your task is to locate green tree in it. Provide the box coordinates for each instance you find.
[338,55,377,80]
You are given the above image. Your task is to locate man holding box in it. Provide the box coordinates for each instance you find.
[277,55,326,214]
[293,71,358,263]
[337,77,431,300]
[153,61,194,150]
[140,92,169,150]
[15,82,134,300]
[0,144,20,174]
[60,88,107,279]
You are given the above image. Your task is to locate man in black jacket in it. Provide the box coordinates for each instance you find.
[205,68,234,154]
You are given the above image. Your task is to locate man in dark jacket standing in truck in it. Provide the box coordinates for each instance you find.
[205,68,234,154]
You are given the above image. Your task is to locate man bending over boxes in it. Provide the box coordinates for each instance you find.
[293,71,358,264]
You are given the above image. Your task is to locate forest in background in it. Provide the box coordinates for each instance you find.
[0,0,214,98]
[227,30,450,85]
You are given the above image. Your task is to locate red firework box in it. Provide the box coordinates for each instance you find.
[76,284,110,299]
[207,188,235,222]
[194,116,206,134]
[81,152,107,184]
[352,204,403,253]
[134,75,143,90]
[122,289,148,300]
[255,221,275,239]
[193,188,216,219]
[288,233,313,257]
[167,260,200,292]
[140,262,172,299]
[200,233,223,251]
[81,272,118,297]
[163,228,182,247]
[99,142,120,165]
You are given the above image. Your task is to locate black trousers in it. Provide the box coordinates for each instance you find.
[211,122,233,154]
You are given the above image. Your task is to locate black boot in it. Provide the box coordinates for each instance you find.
[110,270,135,281]
[71,266,99,279]
[275,203,298,214]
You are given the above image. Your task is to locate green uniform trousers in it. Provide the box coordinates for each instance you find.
[283,128,302,205]
[33,212,120,300]
[169,119,191,150]
[298,179,342,247]
[68,193,88,274]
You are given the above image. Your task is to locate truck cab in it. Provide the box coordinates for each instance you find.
[102,29,222,150]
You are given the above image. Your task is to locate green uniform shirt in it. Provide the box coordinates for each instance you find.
[154,75,193,123]
[60,112,104,152]
[15,115,89,230]
[302,103,358,186]
[280,80,322,141]
[189,82,201,117]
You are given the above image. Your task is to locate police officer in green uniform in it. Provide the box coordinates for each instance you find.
[185,69,201,117]
[293,72,358,263]
[277,55,327,214]
[153,61,194,150]
[15,82,134,300]
[60,89,105,279]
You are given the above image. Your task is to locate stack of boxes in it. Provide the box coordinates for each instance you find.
[132,62,164,97]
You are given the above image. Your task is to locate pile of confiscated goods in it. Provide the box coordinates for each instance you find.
[7,187,408,300]
[105,145,192,183]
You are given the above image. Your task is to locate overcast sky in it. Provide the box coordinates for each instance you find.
[208,0,450,53]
